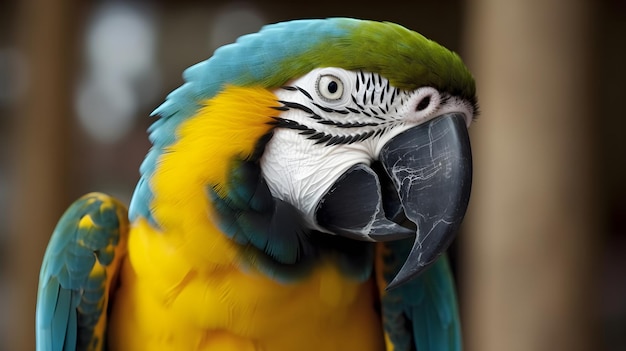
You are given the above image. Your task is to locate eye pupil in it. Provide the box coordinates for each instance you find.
[416,95,431,111]
[316,74,344,101]
[327,81,338,94]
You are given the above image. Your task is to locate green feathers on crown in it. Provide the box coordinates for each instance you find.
[278,19,476,101]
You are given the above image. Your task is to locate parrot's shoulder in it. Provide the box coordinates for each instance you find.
[377,242,462,351]
[36,193,129,351]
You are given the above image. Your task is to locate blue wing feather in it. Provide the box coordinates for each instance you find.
[36,193,128,351]
[379,239,462,351]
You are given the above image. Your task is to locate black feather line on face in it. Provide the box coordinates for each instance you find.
[272,118,386,147]
[296,86,313,100]
[279,100,315,115]
[351,95,365,110]
[326,134,347,146]
[374,127,387,138]
[346,106,361,114]
[312,102,336,113]
[318,120,380,128]
[277,92,390,126]
[250,131,275,161]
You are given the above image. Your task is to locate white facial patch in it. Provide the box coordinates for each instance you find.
[260,68,474,231]
[261,129,372,231]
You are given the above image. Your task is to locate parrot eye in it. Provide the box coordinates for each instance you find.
[316,74,344,101]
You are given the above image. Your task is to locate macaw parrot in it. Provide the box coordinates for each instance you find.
[36,18,477,351]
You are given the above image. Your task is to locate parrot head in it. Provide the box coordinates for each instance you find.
[131,18,477,289]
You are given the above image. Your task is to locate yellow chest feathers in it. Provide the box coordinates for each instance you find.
[108,219,384,351]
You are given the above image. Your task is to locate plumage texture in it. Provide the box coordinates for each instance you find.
[36,18,473,351]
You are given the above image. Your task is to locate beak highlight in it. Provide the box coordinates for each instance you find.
[380,113,472,289]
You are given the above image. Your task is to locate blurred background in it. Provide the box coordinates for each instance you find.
[1,0,624,350]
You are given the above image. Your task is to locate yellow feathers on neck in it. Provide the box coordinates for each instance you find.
[150,85,280,231]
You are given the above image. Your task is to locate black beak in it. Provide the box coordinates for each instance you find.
[379,113,472,288]
[316,113,472,289]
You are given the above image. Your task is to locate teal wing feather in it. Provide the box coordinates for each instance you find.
[379,239,462,351]
[36,193,129,351]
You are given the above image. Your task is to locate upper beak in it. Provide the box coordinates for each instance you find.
[379,113,472,288]
[315,113,472,289]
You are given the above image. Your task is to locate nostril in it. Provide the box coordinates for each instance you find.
[416,95,431,111]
